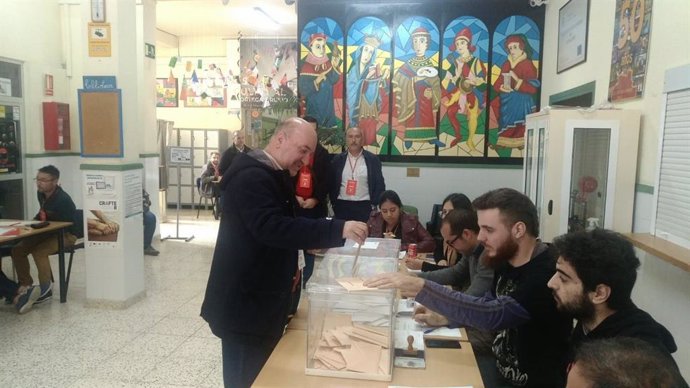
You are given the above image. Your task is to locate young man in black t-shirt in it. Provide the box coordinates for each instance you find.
[366,188,572,388]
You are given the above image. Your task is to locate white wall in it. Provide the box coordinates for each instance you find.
[541,0,690,188]
[632,248,690,379]
[2,0,70,153]
[382,165,523,224]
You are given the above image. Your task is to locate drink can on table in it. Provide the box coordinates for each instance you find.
[407,243,417,258]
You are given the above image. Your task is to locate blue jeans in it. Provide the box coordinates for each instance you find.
[221,333,280,388]
[143,210,156,249]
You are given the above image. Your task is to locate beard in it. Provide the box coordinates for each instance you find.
[482,236,519,269]
[556,291,595,320]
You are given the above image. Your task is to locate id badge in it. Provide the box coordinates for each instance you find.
[298,249,306,270]
[346,179,358,196]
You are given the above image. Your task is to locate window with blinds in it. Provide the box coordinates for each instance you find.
[653,66,690,249]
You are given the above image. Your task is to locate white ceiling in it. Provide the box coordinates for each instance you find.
[156,0,298,40]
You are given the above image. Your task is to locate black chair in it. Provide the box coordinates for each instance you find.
[62,209,85,297]
[426,204,444,261]
[196,177,218,219]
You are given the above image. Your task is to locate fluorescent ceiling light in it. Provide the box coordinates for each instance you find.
[253,6,280,27]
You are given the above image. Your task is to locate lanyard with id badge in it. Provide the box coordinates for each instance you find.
[346,153,361,196]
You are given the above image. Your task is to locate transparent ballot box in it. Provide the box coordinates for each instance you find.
[305,238,400,381]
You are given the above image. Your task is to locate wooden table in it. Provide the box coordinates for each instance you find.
[253,329,485,388]
[1,221,74,303]
[261,297,482,388]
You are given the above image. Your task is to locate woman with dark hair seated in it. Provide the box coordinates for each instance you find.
[367,190,435,253]
[409,192,473,271]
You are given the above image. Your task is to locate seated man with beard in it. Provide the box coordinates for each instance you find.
[365,188,572,388]
[547,229,677,360]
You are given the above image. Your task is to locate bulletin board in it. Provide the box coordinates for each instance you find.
[78,89,123,157]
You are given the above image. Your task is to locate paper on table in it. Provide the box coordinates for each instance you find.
[336,277,372,291]
[423,326,463,340]
[0,227,21,236]
[395,316,424,332]
[0,221,24,227]
[397,299,416,315]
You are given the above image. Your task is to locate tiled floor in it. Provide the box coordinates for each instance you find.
[1,210,224,388]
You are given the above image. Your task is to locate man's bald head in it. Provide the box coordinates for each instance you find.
[265,117,317,176]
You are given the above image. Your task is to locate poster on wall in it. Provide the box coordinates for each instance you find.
[392,17,442,156]
[608,0,653,102]
[0,118,19,173]
[488,15,541,158]
[440,16,489,158]
[299,17,345,152]
[239,38,299,148]
[155,78,178,107]
[84,173,121,248]
[345,17,392,156]
[123,171,142,218]
[297,0,545,164]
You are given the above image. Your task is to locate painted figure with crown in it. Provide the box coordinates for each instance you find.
[346,34,390,147]
[392,27,445,150]
[299,32,342,129]
[443,27,487,151]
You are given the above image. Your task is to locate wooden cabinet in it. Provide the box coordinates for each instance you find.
[523,109,640,242]
[166,128,228,206]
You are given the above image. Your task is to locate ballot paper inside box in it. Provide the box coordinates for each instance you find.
[305,238,400,381]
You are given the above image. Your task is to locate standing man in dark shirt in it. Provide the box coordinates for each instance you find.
[548,229,677,357]
[218,130,251,214]
[365,188,572,388]
[201,118,368,388]
[329,126,385,222]
[11,165,77,304]
[218,129,251,176]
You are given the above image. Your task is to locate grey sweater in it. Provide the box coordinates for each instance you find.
[417,244,494,297]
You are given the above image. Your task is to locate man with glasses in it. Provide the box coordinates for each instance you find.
[415,208,493,297]
[11,165,77,304]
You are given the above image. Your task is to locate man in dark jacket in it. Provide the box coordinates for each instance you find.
[12,165,77,304]
[329,126,385,222]
[548,229,678,358]
[201,117,368,388]
[218,129,251,176]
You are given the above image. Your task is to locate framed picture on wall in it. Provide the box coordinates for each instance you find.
[156,78,178,107]
[181,77,227,108]
[557,0,589,73]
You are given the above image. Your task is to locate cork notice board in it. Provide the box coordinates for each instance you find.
[78,89,123,157]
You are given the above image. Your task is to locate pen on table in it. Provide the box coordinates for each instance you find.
[423,328,437,334]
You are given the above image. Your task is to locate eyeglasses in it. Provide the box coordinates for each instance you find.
[437,209,450,218]
[34,178,56,183]
[445,235,460,246]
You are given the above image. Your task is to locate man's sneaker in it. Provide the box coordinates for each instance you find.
[16,286,41,314]
[144,246,160,256]
[34,284,53,305]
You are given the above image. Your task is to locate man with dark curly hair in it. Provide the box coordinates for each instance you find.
[548,229,677,358]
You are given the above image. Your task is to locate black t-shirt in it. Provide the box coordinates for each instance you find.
[492,244,573,388]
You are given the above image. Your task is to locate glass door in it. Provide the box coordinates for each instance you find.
[566,128,611,233]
